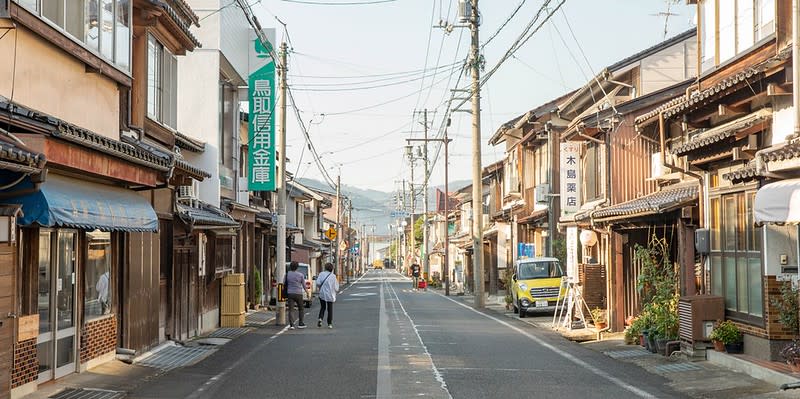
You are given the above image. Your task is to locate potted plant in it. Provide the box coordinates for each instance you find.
[780,339,800,372]
[710,320,743,353]
[624,317,641,345]
[504,294,513,311]
[591,307,607,329]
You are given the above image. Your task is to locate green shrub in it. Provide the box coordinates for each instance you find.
[709,320,742,344]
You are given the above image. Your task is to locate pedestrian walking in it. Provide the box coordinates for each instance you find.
[411,263,421,290]
[316,262,340,328]
[286,261,309,329]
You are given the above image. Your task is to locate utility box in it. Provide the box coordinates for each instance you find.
[221,273,246,327]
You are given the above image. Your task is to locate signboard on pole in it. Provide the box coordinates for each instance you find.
[560,142,582,216]
[248,29,277,191]
[566,226,578,279]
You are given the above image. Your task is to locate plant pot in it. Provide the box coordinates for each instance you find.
[724,342,744,354]
[595,322,607,330]
[712,340,725,352]
[647,334,658,353]
[655,338,669,356]
[639,335,645,347]
[641,330,649,348]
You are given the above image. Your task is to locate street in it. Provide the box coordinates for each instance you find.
[128,269,684,399]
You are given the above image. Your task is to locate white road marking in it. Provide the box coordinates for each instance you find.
[377,284,392,398]
[436,292,657,399]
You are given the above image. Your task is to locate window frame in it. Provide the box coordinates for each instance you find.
[146,33,177,128]
[699,0,776,73]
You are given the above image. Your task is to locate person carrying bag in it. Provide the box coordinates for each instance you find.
[316,262,340,328]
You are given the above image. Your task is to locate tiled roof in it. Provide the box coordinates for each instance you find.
[635,46,791,125]
[175,158,211,179]
[175,131,205,152]
[149,0,201,48]
[176,201,239,228]
[54,124,172,172]
[762,141,800,164]
[592,184,698,221]
[518,209,548,225]
[671,109,771,155]
[0,138,46,173]
[722,163,759,182]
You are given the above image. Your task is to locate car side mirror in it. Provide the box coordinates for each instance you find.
[512,274,517,281]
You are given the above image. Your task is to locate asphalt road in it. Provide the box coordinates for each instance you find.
[129,269,687,399]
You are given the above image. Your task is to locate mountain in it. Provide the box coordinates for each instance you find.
[297,177,474,236]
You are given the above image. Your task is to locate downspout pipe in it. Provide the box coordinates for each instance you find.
[794,0,800,138]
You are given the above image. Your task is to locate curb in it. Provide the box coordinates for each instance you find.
[707,350,799,387]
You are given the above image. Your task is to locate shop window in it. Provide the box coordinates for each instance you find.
[84,230,113,320]
[215,236,234,274]
[709,190,763,323]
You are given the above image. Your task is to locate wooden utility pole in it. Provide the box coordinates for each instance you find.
[335,174,342,280]
[469,0,484,308]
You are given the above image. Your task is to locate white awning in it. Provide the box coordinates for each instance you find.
[755,179,800,225]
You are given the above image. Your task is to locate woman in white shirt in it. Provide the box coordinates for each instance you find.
[316,262,340,328]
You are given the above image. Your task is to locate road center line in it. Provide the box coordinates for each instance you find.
[437,293,657,399]
[377,282,392,398]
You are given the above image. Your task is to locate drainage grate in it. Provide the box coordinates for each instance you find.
[605,349,651,359]
[208,327,250,339]
[653,362,702,373]
[246,312,275,326]
[49,388,125,399]
[136,345,215,371]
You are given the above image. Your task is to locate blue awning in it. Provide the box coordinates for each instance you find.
[2,174,158,232]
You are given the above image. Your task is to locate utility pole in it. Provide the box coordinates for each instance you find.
[335,174,342,281]
[347,199,353,283]
[422,109,430,281]
[407,150,416,265]
[443,119,451,296]
[275,42,288,325]
[469,0,484,308]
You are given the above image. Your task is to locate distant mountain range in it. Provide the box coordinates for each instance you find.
[297,178,471,235]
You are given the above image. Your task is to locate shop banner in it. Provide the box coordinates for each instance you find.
[248,30,276,191]
[560,142,582,216]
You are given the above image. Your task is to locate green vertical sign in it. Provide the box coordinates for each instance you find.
[248,38,276,191]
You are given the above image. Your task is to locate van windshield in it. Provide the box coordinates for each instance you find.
[517,261,563,280]
[286,264,309,279]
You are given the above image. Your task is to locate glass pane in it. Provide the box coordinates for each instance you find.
[147,36,161,119]
[56,336,75,368]
[42,0,65,28]
[724,256,737,310]
[710,198,720,251]
[18,0,38,13]
[736,257,749,313]
[85,0,99,51]
[757,0,775,39]
[723,196,737,251]
[711,254,722,296]
[38,232,51,334]
[701,0,715,66]
[748,257,763,317]
[37,341,53,374]
[737,0,754,52]
[65,0,84,39]
[737,194,746,251]
[85,230,112,319]
[115,0,130,69]
[100,0,114,60]
[56,232,75,331]
[748,192,762,251]
[719,0,735,62]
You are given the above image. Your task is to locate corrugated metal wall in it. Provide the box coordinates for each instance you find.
[610,114,659,205]
[123,232,160,353]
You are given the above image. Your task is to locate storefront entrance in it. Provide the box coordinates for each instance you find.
[37,230,77,382]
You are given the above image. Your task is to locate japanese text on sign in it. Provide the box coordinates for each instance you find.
[560,142,582,215]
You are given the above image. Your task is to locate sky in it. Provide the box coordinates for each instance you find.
[250,0,695,196]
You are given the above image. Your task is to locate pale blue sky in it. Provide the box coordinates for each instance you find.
[251,0,695,194]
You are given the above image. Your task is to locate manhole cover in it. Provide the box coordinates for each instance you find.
[49,388,125,399]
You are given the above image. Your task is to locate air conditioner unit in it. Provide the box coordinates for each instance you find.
[678,295,724,349]
[535,184,550,204]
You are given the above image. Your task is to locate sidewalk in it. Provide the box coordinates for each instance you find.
[456,291,800,398]
[20,308,276,399]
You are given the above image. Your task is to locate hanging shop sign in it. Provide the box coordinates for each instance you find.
[560,142,582,216]
[248,29,277,191]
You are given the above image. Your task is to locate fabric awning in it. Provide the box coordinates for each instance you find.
[755,179,800,225]
[3,174,158,231]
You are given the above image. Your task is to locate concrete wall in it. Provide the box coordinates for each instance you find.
[0,22,119,138]
[764,225,799,276]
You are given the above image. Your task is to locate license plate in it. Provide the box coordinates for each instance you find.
[535,300,548,307]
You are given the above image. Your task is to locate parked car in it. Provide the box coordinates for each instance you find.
[510,257,566,318]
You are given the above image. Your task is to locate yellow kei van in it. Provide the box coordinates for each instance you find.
[510,257,566,318]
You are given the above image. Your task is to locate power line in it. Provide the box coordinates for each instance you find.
[481,0,528,48]
[288,61,460,80]
[289,63,458,91]
[281,0,396,4]
[412,0,438,113]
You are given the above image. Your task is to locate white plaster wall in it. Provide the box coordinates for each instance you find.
[764,225,799,276]
[220,4,250,80]
[640,36,698,95]
[771,96,793,146]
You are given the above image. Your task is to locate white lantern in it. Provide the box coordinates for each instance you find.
[579,229,598,247]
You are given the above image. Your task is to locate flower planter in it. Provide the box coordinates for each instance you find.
[639,335,645,346]
[595,322,607,330]
[712,340,725,352]
[647,334,658,353]
[724,342,744,354]
[655,338,669,356]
